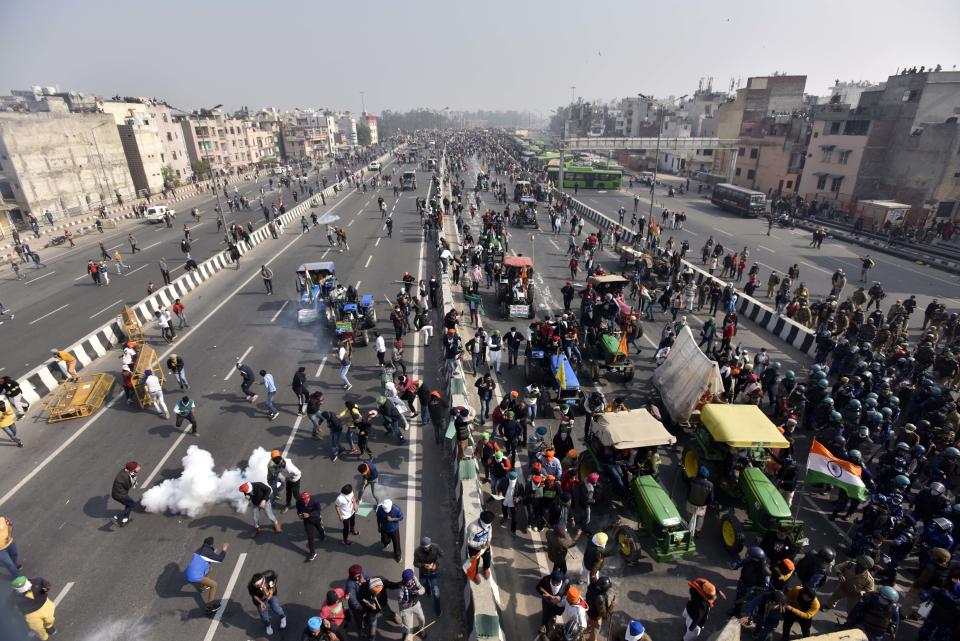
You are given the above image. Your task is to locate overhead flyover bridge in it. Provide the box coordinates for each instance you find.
[560,136,743,182]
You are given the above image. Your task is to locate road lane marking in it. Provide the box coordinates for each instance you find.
[364,255,373,268]
[314,356,327,378]
[140,428,190,488]
[226,346,254,379]
[26,271,56,284]
[798,260,830,274]
[757,245,774,253]
[713,227,733,237]
[0,389,124,509]
[355,281,362,290]
[0,164,382,510]
[375,237,381,247]
[202,552,247,641]
[89,298,124,319]
[29,303,70,325]
[53,581,74,606]
[142,241,161,251]
[347,219,354,227]
[281,415,302,458]
[125,264,149,277]
[73,274,88,281]
[269,300,289,323]
[402,176,430,566]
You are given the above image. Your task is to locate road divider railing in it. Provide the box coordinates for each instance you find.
[555,189,819,357]
[17,150,397,406]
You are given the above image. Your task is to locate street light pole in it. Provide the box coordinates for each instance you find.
[199,109,225,225]
[649,104,663,222]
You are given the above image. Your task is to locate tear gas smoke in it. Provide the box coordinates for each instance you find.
[141,445,270,517]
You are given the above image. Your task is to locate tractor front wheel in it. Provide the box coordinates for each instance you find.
[720,514,745,555]
[616,526,644,564]
[681,447,701,481]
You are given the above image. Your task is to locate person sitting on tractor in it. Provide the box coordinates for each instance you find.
[606,397,628,413]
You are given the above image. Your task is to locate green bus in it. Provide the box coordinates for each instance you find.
[533,152,561,171]
[546,161,623,190]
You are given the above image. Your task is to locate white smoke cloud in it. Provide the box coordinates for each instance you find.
[141,445,271,517]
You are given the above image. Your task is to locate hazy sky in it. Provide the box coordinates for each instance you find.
[2,0,957,115]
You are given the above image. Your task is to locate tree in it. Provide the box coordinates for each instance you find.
[191,160,212,179]
[356,122,372,146]
[161,165,180,188]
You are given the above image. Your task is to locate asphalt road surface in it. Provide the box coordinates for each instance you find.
[450,155,915,641]
[0,159,357,376]
[0,143,936,641]
[574,185,960,330]
[0,156,468,641]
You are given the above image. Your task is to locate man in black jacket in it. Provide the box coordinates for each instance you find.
[247,570,286,636]
[505,327,524,369]
[295,491,325,562]
[358,576,401,640]
[291,367,308,416]
[536,569,568,628]
[377,396,405,443]
[414,382,433,426]
[0,376,29,418]
[112,461,139,527]
[236,360,258,402]
[240,482,281,537]
[427,392,450,446]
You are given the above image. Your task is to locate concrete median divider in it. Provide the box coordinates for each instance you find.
[556,189,819,357]
[17,151,396,406]
[436,152,505,641]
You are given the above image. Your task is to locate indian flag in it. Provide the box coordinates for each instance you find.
[805,439,867,499]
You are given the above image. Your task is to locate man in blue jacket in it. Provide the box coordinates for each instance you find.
[184,536,229,613]
[376,499,404,562]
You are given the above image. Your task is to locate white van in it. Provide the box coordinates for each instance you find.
[637,171,655,185]
[368,161,382,171]
[144,206,174,223]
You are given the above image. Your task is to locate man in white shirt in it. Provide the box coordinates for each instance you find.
[144,369,168,418]
[439,248,452,274]
[271,454,301,512]
[335,484,359,546]
[121,344,137,369]
[374,332,387,367]
[338,343,352,390]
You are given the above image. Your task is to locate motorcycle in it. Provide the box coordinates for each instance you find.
[44,235,68,248]
[775,214,794,229]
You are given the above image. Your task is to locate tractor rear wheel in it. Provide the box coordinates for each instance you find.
[720,514,745,555]
[623,367,635,382]
[616,526,644,564]
[681,447,701,481]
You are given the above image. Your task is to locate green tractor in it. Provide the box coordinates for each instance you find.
[582,327,634,383]
[680,404,806,555]
[577,409,694,562]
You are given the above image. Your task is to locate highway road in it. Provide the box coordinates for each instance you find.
[448,146,918,641]
[0,154,467,641]
[0,153,382,377]
[574,185,960,329]
[0,135,937,641]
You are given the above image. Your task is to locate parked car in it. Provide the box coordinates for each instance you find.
[144,206,174,223]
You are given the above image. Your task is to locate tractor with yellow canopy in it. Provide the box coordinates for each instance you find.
[681,404,807,555]
[578,409,694,562]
